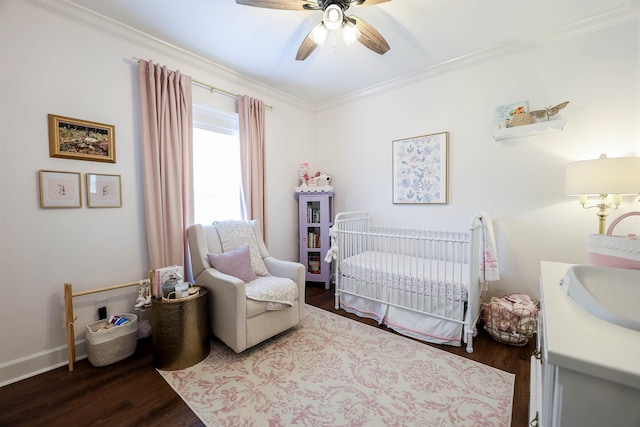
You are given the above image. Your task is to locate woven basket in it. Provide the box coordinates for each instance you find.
[588,212,640,270]
[86,313,138,367]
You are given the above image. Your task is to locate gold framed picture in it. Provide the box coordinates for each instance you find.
[86,173,122,208]
[48,114,115,163]
[39,170,82,208]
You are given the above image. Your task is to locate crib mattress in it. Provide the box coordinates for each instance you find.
[339,250,470,302]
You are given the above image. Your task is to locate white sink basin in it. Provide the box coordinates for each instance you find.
[561,265,640,332]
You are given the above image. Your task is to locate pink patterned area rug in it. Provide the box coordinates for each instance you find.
[158,305,514,426]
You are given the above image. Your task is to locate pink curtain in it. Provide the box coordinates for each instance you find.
[138,60,194,276]
[238,95,267,241]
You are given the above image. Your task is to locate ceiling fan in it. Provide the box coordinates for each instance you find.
[236,0,391,60]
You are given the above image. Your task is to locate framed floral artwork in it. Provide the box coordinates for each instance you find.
[39,170,82,208]
[392,132,449,204]
[86,173,122,208]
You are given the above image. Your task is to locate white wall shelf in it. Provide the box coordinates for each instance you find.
[494,119,566,141]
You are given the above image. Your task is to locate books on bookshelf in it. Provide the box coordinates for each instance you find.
[308,252,321,274]
[307,204,321,223]
[307,230,321,248]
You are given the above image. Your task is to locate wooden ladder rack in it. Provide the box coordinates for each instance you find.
[63,270,154,371]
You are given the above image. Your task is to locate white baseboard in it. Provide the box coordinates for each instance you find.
[0,341,87,387]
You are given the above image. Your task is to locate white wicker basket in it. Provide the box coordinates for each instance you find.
[85,313,138,367]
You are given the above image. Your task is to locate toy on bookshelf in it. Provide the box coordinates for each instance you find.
[296,161,333,192]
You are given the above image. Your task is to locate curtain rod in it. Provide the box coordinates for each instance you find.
[132,57,273,110]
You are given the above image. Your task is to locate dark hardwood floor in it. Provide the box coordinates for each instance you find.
[0,284,534,427]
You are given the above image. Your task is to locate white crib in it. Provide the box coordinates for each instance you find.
[331,212,482,353]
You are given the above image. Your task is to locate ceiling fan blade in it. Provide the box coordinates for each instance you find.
[235,0,317,10]
[295,23,321,60]
[351,15,390,55]
[349,0,391,6]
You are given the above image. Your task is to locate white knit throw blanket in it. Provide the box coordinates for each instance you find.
[214,220,296,310]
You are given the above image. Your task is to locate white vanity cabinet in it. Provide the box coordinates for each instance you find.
[530,261,640,427]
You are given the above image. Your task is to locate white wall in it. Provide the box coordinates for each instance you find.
[313,21,639,300]
[0,0,314,384]
[1,0,638,385]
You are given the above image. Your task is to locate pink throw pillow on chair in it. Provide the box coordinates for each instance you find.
[207,245,257,282]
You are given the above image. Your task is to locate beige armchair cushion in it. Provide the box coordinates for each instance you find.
[187,221,305,353]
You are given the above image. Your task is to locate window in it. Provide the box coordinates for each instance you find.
[192,105,242,224]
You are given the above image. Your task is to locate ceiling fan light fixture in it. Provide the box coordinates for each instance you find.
[310,23,328,47]
[343,20,361,45]
[323,4,343,31]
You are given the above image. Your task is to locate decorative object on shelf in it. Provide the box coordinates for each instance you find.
[298,161,309,185]
[39,169,82,208]
[510,112,532,127]
[86,173,122,208]
[494,101,528,130]
[392,132,448,204]
[295,161,333,192]
[48,114,115,163]
[530,101,569,121]
[565,153,640,234]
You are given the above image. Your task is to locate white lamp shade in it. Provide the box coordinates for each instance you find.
[565,155,640,195]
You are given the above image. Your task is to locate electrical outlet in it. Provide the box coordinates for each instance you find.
[95,298,107,320]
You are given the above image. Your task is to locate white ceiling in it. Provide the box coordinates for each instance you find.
[68,0,635,107]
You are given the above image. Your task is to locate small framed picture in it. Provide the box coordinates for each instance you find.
[39,170,82,208]
[86,173,122,208]
[392,132,449,204]
[48,114,116,163]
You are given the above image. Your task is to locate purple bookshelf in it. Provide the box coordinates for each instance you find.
[297,191,334,289]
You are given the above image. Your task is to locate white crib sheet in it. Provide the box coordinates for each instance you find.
[339,250,470,302]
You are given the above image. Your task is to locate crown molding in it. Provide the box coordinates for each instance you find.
[20,0,638,112]
[314,1,639,111]
[20,0,315,112]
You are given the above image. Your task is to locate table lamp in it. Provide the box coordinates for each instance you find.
[565,153,640,234]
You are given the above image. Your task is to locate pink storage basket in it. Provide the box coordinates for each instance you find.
[587,212,640,270]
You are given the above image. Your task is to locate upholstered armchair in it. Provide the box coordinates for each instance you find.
[187,220,305,353]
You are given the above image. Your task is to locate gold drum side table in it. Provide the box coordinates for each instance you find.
[151,288,210,370]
